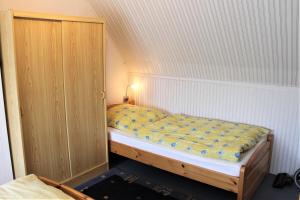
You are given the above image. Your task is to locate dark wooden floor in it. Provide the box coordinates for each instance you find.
[110,154,299,200]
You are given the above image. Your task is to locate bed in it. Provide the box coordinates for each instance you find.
[107,104,273,200]
[0,174,92,199]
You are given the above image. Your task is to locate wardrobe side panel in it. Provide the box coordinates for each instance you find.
[0,11,26,178]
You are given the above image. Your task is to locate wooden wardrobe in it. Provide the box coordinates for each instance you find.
[0,10,108,186]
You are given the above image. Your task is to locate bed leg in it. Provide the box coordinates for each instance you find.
[237,133,274,200]
[267,134,274,172]
[237,166,246,200]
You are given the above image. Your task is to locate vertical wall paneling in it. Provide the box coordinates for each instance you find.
[91,0,300,174]
[91,0,299,87]
[130,73,299,175]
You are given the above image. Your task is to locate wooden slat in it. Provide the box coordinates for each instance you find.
[39,176,93,200]
[59,185,93,200]
[39,176,59,187]
[14,18,71,182]
[246,152,270,182]
[244,166,268,199]
[12,10,103,24]
[245,141,270,169]
[237,167,245,200]
[110,141,239,193]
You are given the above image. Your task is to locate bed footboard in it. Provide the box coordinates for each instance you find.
[237,133,274,200]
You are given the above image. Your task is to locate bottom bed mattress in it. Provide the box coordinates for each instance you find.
[108,127,267,177]
[0,175,73,199]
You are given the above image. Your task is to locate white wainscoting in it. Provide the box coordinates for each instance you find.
[129,73,300,175]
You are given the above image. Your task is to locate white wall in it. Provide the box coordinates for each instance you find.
[298,0,300,171]
[0,73,13,184]
[0,0,128,105]
[91,0,300,175]
[106,36,128,104]
[130,73,300,175]
[1,0,299,176]
[0,0,97,17]
[90,0,299,87]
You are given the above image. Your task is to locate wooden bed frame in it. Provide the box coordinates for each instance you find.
[39,176,92,200]
[109,133,273,200]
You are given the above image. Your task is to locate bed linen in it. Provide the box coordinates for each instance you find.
[107,104,269,162]
[0,174,73,199]
[108,127,267,176]
[107,103,168,130]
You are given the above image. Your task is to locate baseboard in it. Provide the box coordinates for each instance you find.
[62,162,108,188]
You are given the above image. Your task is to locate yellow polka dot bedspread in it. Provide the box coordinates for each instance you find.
[107,104,270,162]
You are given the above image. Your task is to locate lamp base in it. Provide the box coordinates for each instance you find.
[123,96,129,103]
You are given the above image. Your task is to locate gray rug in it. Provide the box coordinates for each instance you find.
[76,167,198,200]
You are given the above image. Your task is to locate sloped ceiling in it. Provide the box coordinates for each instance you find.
[90,0,299,87]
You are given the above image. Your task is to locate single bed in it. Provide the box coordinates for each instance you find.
[107,104,273,200]
[0,174,92,200]
[109,127,267,177]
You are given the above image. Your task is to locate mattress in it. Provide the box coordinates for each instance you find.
[0,174,73,199]
[108,127,267,177]
[107,104,270,162]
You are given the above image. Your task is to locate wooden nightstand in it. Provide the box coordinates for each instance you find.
[107,100,135,110]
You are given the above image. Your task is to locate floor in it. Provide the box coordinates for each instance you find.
[109,154,299,200]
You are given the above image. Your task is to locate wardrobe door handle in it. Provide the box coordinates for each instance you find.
[20,107,24,117]
[100,91,106,99]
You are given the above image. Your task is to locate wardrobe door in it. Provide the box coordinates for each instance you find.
[62,22,106,176]
[14,18,71,181]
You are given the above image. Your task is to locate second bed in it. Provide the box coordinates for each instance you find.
[107,104,273,200]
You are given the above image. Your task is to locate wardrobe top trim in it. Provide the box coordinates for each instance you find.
[7,10,104,24]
